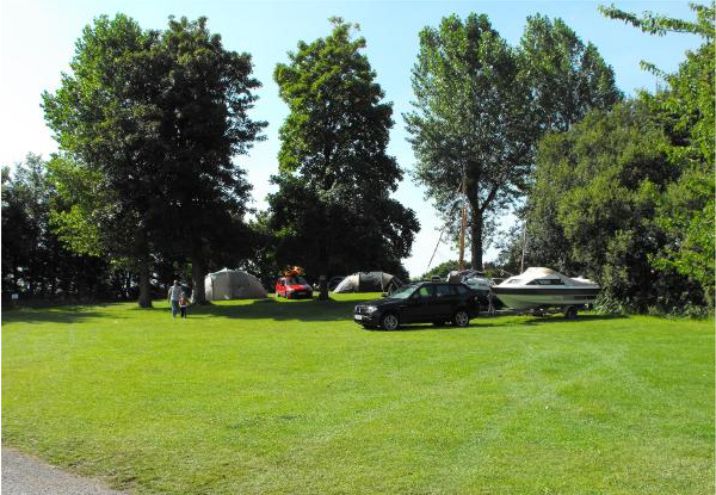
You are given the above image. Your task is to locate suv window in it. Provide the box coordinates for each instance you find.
[455,285,469,295]
[414,285,434,299]
[435,284,455,298]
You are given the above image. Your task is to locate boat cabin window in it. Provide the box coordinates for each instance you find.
[527,278,565,286]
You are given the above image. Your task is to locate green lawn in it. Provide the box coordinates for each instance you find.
[2,294,713,494]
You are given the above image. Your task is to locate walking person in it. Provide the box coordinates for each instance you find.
[168,280,183,318]
[179,294,189,319]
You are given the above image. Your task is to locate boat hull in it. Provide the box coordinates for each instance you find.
[492,287,599,310]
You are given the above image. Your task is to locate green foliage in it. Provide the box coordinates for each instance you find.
[406,14,532,268]
[518,3,714,312]
[527,101,706,310]
[270,19,419,288]
[407,13,620,269]
[605,2,715,308]
[419,259,460,281]
[42,14,160,306]
[519,14,622,133]
[1,154,118,301]
[42,14,266,305]
[149,16,266,302]
[599,2,714,38]
[46,156,107,257]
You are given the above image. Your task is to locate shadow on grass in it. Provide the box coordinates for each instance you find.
[369,313,628,332]
[2,305,116,325]
[188,297,363,322]
[520,314,627,326]
[2,297,628,328]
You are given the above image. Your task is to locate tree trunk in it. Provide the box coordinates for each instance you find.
[318,243,329,300]
[137,258,152,308]
[191,254,207,304]
[319,275,329,300]
[470,208,483,271]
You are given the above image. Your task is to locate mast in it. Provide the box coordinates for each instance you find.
[520,220,528,273]
[458,162,467,271]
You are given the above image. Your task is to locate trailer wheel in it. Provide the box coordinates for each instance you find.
[564,306,578,320]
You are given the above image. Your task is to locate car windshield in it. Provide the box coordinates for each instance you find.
[285,277,307,285]
[387,285,417,299]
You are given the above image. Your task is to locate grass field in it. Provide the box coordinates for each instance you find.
[2,294,714,494]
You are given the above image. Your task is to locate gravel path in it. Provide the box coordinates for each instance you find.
[2,447,127,495]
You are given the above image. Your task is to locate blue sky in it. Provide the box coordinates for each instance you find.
[0,0,703,276]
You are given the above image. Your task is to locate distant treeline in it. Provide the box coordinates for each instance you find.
[2,5,713,314]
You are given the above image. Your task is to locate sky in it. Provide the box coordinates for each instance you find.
[0,0,704,277]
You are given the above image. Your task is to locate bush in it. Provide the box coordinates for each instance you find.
[594,292,627,315]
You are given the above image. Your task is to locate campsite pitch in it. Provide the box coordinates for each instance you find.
[2,295,714,494]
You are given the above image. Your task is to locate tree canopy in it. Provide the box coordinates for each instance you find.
[42,14,265,306]
[407,13,620,270]
[514,2,714,312]
[269,18,419,297]
[406,14,533,270]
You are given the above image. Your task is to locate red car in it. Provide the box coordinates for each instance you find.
[275,276,313,299]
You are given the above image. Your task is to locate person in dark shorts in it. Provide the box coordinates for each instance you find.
[179,294,189,319]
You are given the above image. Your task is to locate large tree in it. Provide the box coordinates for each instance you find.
[152,16,265,304]
[515,2,715,312]
[406,14,533,269]
[43,15,166,307]
[43,15,264,306]
[270,18,419,298]
[519,14,622,133]
[1,154,114,302]
[601,2,715,307]
[516,14,622,271]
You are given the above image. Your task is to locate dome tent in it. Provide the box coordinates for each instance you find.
[205,268,267,300]
[333,271,403,293]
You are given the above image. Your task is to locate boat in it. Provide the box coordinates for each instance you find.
[492,267,599,313]
[446,269,492,297]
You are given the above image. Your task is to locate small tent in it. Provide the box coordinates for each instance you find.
[333,271,403,293]
[205,268,267,300]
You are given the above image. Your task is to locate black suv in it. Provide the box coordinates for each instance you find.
[353,282,480,330]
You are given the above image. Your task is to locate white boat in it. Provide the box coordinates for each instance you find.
[492,267,599,313]
[446,269,492,296]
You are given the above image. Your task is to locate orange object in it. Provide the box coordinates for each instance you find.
[283,265,304,277]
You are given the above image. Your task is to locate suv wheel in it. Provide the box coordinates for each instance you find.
[380,313,400,331]
[453,309,470,327]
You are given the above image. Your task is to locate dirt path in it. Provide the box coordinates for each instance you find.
[2,447,127,495]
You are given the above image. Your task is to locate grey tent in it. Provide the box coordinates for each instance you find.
[333,271,403,293]
[204,268,267,300]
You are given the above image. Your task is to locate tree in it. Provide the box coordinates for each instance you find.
[419,260,460,281]
[43,15,265,306]
[2,154,115,302]
[525,100,706,311]
[43,15,163,307]
[600,2,715,307]
[2,155,48,298]
[519,14,622,133]
[271,18,419,299]
[406,14,533,270]
[517,14,622,269]
[151,16,265,304]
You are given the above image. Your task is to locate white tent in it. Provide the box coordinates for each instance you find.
[205,268,267,300]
